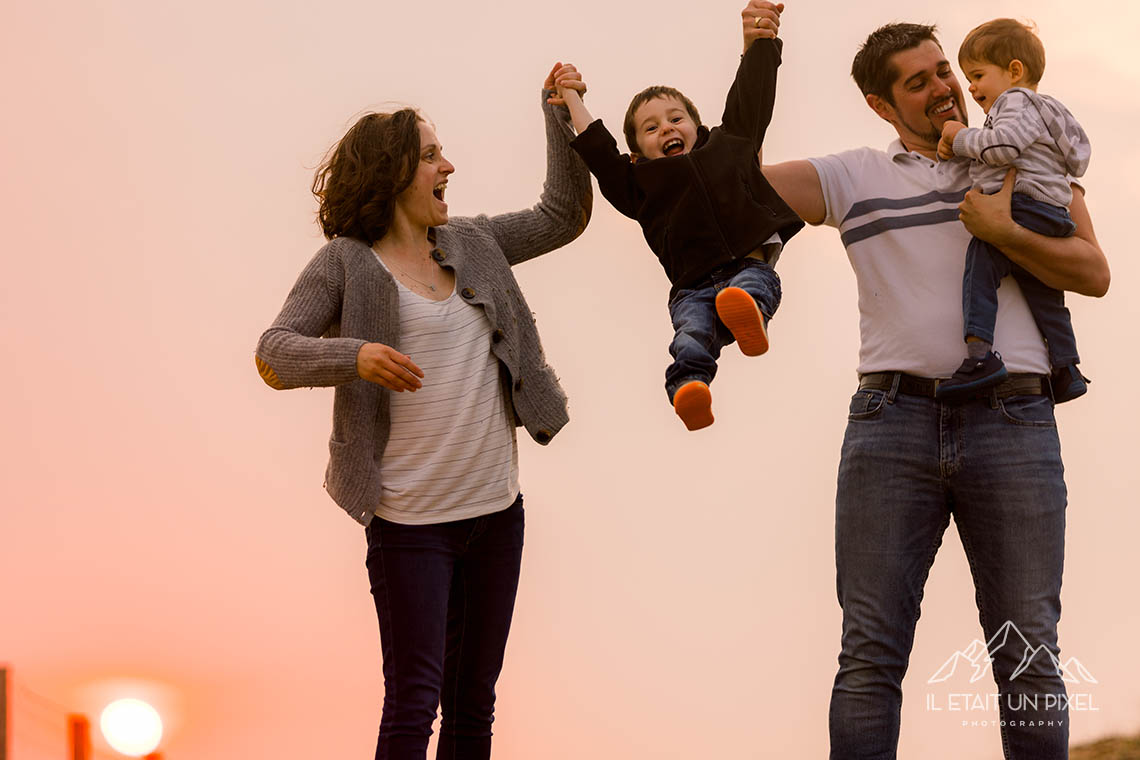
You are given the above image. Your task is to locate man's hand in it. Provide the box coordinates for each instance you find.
[545,62,586,107]
[959,168,1016,246]
[742,1,783,51]
[356,343,424,392]
[938,120,965,160]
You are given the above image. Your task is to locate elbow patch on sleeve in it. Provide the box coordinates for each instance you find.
[979,143,1020,164]
[255,355,285,389]
[575,192,592,237]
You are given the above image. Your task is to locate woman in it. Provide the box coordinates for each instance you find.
[255,65,590,759]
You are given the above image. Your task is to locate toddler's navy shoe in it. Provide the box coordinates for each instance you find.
[935,351,1009,401]
[1051,364,1089,403]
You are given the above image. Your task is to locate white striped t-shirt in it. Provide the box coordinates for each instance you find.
[373,257,520,525]
[808,141,1051,377]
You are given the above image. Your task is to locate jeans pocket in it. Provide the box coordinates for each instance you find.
[848,389,887,421]
[997,394,1057,428]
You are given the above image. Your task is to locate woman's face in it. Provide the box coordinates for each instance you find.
[393,121,455,230]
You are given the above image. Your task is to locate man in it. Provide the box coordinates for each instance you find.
[746,6,1110,759]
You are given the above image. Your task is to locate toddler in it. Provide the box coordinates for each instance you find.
[936,18,1091,402]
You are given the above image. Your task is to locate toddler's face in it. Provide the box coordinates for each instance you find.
[631,96,699,160]
[960,59,1017,114]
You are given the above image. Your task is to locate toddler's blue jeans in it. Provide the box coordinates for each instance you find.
[664,257,781,401]
[963,192,1079,369]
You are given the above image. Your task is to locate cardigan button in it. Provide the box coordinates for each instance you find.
[492,329,504,343]
[431,248,446,262]
[535,429,552,444]
[461,287,475,299]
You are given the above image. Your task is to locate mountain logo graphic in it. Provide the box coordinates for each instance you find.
[927,621,1098,685]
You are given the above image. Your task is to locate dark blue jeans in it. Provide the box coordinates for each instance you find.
[830,385,1068,759]
[364,495,525,760]
[664,258,781,401]
[963,192,1079,368]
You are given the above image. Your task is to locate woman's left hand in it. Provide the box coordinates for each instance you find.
[959,168,1017,247]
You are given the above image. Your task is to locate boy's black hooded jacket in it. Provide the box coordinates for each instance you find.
[570,38,804,297]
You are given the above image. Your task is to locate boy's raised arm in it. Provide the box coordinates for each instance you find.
[553,62,642,220]
[722,2,784,149]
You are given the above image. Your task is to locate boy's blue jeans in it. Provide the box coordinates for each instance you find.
[963,192,1079,368]
[830,386,1068,760]
[365,495,525,760]
[664,258,781,401]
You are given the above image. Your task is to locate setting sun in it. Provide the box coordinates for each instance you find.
[100,698,163,757]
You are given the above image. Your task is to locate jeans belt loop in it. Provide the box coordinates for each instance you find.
[887,372,901,404]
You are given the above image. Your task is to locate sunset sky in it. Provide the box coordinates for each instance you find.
[2,0,1138,758]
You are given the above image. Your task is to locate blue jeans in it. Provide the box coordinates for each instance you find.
[664,258,781,401]
[830,385,1068,760]
[364,495,525,760]
[963,193,1079,368]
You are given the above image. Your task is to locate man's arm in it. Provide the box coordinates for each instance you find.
[762,160,827,225]
[959,170,1109,297]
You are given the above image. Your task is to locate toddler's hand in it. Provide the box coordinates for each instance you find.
[545,62,586,106]
[938,120,965,160]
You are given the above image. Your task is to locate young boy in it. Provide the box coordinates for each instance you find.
[935,18,1091,402]
[553,33,803,430]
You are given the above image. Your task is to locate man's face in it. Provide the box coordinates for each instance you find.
[876,40,968,152]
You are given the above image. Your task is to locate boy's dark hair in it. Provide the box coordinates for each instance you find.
[622,86,702,154]
[312,108,422,246]
[851,23,941,105]
[959,18,1045,85]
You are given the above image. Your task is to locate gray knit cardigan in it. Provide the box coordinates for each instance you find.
[256,92,592,525]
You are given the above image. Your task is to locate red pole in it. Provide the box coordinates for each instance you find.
[67,714,91,760]
[0,665,9,760]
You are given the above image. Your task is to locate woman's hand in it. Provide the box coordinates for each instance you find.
[959,169,1017,247]
[742,1,783,51]
[356,342,424,392]
[545,61,586,106]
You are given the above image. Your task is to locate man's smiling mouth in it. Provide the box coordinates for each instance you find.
[930,98,956,117]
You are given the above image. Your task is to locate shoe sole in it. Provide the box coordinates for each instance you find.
[673,381,714,431]
[934,366,1010,400]
[715,287,768,356]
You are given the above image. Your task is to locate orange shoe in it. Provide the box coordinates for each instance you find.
[673,380,714,431]
[715,287,769,356]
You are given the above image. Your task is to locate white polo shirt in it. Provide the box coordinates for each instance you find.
[809,141,1050,378]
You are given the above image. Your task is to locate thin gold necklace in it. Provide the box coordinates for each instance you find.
[373,245,437,293]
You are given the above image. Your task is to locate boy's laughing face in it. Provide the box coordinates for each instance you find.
[632,96,699,160]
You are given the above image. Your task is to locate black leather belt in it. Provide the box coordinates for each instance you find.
[858,372,1049,399]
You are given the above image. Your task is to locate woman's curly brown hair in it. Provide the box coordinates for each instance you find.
[312,108,422,245]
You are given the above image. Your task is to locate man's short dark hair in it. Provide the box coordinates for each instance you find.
[851,23,941,105]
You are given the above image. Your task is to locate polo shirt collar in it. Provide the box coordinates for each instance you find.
[888,139,941,167]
